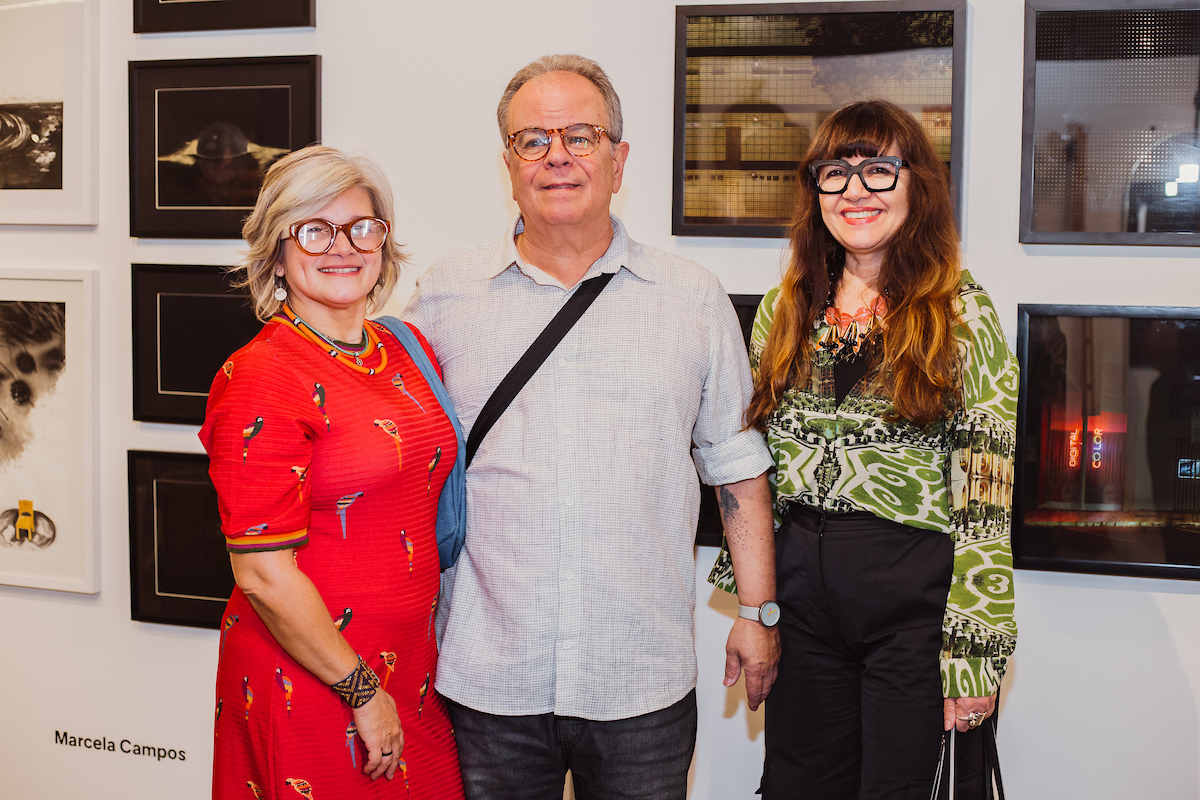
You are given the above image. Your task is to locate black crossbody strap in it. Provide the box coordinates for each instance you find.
[465,271,616,467]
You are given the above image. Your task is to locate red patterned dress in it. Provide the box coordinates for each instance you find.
[200,317,464,800]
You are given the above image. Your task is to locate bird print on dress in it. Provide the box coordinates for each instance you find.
[215,698,222,735]
[311,383,330,431]
[332,607,352,632]
[427,446,441,495]
[379,652,396,690]
[391,373,426,413]
[242,676,253,722]
[336,492,364,539]
[246,780,264,800]
[373,419,403,471]
[417,672,430,718]
[275,668,293,717]
[426,597,437,641]
[242,416,264,463]
[344,722,358,770]
[220,614,239,663]
[400,530,414,578]
[291,466,308,501]
[245,523,268,536]
[398,757,410,795]
[285,777,314,798]
[222,360,234,379]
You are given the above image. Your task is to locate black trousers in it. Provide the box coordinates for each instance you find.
[761,506,984,800]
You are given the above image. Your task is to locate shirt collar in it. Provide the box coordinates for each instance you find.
[486,213,656,285]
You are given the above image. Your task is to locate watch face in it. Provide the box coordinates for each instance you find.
[760,601,780,627]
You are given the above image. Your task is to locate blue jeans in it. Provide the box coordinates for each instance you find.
[446,690,697,800]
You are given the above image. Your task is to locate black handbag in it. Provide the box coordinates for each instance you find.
[930,717,1006,800]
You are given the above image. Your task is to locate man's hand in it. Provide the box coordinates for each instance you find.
[724,617,780,711]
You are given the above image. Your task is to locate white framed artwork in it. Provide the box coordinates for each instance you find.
[0,269,98,592]
[0,0,98,225]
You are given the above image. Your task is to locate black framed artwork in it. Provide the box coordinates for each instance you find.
[129,450,232,628]
[134,0,314,33]
[129,55,320,239]
[697,294,764,547]
[673,1,966,238]
[1020,1,1200,245]
[132,264,263,425]
[1014,304,1200,580]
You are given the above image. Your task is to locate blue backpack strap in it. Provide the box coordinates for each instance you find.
[373,315,466,571]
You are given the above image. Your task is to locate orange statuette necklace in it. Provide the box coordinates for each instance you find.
[279,303,388,375]
[816,295,887,359]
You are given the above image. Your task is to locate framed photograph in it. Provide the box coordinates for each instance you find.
[132,264,263,425]
[0,269,98,593]
[129,450,232,628]
[134,0,314,33]
[1014,304,1200,580]
[673,1,966,238]
[129,55,320,239]
[697,294,764,547]
[1020,1,1200,245]
[0,0,98,225]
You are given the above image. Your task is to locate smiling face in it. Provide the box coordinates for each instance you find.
[818,143,910,271]
[275,187,382,335]
[503,71,629,236]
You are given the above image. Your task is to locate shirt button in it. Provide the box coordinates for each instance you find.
[565,497,575,507]
[560,426,572,436]
[558,357,568,367]
[561,641,573,650]
[563,571,575,581]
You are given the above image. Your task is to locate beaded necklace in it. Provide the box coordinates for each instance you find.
[279,303,388,375]
[815,295,886,359]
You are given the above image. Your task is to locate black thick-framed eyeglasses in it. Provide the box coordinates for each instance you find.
[808,156,908,194]
[285,217,391,256]
[507,123,610,162]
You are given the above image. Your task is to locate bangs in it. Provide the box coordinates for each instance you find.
[829,138,891,161]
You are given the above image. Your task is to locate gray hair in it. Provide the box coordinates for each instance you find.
[234,145,407,321]
[496,54,623,145]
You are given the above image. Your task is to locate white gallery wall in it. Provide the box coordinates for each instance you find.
[1,0,1199,797]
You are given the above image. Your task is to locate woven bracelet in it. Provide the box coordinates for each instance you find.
[330,655,380,708]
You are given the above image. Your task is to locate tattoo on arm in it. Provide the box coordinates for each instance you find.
[717,485,741,517]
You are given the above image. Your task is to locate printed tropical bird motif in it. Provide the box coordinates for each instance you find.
[418,672,430,718]
[379,651,397,690]
[222,360,234,379]
[373,418,403,471]
[275,668,294,717]
[427,446,442,495]
[220,614,239,662]
[245,523,268,536]
[246,780,264,800]
[291,466,308,501]
[242,416,264,463]
[332,607,352,632]
[285,777,314,798]
[391,373,425,413]
[336,492,364,539]
[426,597,438,641]
[344,722,358,769]
[398,757,410,795]
[311,383,330,430]
[400,530,413,578]
[242,676,253,722]
[215,698,222,735]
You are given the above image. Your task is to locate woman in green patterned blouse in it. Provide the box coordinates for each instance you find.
[718,101,1018,798]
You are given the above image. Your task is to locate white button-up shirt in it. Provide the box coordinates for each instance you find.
[403,215,772,720]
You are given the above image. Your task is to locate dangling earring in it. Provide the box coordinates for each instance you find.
[274,275,288,302]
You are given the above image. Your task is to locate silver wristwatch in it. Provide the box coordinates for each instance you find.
[738,601,780,627]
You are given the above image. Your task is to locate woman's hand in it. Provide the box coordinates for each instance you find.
[353,689,404,780]
[943,694,996,732]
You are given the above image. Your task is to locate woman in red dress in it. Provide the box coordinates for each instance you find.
[200,146,464,800]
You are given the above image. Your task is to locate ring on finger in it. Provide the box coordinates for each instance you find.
[381,750,393,757]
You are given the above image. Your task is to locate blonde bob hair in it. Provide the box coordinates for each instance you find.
[235,145,408,321]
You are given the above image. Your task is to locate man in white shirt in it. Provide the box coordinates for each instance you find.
[404,54,779,800]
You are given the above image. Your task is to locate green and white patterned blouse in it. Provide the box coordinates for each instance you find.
[709,270,1018,698]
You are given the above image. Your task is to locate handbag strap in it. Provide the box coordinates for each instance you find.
[465,270,615,467]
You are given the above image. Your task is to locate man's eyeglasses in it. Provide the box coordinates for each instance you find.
[286,217,390,256]
[808,156,908,194]
[507,123,610,162]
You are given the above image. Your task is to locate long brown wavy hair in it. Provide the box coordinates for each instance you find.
[746,100,963,431]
